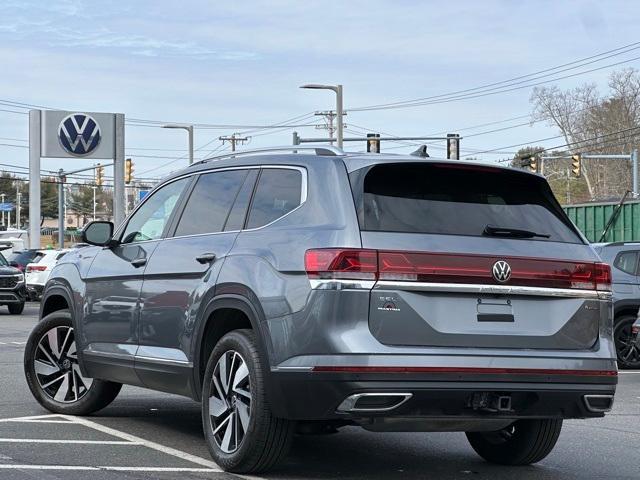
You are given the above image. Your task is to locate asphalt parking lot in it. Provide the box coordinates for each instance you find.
[1,304,639,479]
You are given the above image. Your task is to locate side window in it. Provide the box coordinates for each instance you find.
[246,169,302,229]
[224,169,259,231]
[614,250,639,275]
[121,178,189,244]
[174,170,248,236]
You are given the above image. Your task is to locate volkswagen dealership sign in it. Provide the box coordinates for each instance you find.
[58,113,102,156]
[40,110,115,159]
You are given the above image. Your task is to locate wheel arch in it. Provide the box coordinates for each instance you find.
[613,301,640,322]
[40,286,74,321]
[193,294,271,402]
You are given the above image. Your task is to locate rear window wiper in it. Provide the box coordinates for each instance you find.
[483,225,551,239]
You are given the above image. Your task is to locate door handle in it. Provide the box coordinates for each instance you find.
[131,258,147,268]
[196,253,216,264]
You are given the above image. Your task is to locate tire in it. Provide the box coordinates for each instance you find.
[24,309,122,415]
[466,419,562,465]
[202,329,294,473]
[614,315,640,369]
[8,302,25,315]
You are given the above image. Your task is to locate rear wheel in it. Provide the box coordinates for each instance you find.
[24,310,122,415]
[202,329,294,473]
[8,302,24,315]
[614,316,640,369]
[466,419,562,465]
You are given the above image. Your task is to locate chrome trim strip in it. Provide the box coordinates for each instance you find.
[337,393,413,413]
[134,355,193,368]
[374,280,611,299]
[309,279,376,290]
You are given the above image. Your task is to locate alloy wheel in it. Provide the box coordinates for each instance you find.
[34,326,93,403]
[615,322,640,367]
[208,350,252,454]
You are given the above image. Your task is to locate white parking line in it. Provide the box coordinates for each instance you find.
[0,439,141,445]
[0,413,228,475]
[60,415,222,471]
[0,465,218,472]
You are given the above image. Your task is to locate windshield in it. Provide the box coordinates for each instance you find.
[0,253,8,266]
[350,163,582,244]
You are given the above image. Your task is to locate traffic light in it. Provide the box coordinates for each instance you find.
[447,133,460,160]
[125,158,134,184]
[366,133,381,153]
[521,156,538,173]
[571,153,581,177]
[95,164,104,186]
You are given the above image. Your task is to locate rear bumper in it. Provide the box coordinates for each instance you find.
[268,365,617,423]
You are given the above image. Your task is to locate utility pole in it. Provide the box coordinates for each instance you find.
[58,169,65,248]
[92,186,97,221]
[219,133,249,152]
[1,193,5,226]
[314,111,347,146]
[16,188,21,229]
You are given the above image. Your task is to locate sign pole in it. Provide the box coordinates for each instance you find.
[28,110,41,249]
[113,113,125,226]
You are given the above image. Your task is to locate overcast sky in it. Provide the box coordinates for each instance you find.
[0,0,639,180]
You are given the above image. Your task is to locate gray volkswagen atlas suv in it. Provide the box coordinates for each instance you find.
[23,146,617,473]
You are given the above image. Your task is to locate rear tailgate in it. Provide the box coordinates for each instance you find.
[348,161,609,350]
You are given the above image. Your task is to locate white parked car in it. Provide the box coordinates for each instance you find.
[25,249,69,300]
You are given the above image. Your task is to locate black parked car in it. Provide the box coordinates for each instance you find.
[0,252,27,314]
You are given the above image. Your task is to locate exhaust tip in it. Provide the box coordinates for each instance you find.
[337,393,412,413]
[583,394,614,413]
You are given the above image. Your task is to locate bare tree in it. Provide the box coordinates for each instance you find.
[530,68,640,202]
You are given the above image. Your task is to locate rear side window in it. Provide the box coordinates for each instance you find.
[352,163,581,243]
[614,250,639,275]
[175,170,249,236]
[246,169,302,229]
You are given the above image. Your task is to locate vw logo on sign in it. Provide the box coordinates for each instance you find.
[492,260,512,283]
[58,113,101,156]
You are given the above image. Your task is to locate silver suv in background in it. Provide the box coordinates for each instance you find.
[592,242,640,368]
[24,147,617,473]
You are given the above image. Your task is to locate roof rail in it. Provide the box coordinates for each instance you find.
[192,145,344,166]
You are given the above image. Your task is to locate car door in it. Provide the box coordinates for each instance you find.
[81,177,191,384]
[135,168,258,395]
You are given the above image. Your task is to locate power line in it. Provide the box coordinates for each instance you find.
[350,42,640,111]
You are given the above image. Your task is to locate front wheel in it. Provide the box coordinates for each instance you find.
[8,302,25,315]
[466,419,562,465]
[24,310,122,415]
[202,329,294,473]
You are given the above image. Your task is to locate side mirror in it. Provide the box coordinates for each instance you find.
[81,221,115,246]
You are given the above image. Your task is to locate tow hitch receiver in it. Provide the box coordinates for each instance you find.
[469,392,513,413]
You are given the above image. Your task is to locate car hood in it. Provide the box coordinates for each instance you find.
[0,265,22,276]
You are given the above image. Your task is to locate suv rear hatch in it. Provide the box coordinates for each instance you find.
[346,161,609,350]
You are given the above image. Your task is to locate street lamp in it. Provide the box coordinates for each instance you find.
[162,124,194,164]
[300,84,343,148]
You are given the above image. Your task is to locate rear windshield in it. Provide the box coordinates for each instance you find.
[350,163,582,244]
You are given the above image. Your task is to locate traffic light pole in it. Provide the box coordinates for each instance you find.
[56,162,114,248]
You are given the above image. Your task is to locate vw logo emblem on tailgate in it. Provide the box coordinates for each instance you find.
[58,113,101,156]
[492,260,512,282]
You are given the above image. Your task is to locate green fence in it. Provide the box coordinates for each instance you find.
[564,201,640,243]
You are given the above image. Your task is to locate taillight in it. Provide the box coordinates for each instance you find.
[306,248,611,291]
[305,249,377,280]
[594,262,612,291]
[26,265,47,273]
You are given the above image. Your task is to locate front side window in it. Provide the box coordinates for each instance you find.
[121,178,189,244]
[174,170,249,236]
[246,169,302,229]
